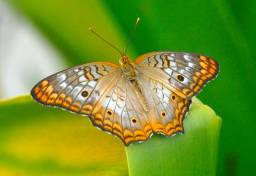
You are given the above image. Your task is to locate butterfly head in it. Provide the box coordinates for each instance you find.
[119,55,131,66]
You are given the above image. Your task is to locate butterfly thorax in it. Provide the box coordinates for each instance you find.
[119,56,137,80]
[119,55,149,112]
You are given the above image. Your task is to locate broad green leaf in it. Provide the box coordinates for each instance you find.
[0,95,220,175]
[0,95,128,176]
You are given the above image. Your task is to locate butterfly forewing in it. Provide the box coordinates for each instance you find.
[135,52,219,98]
[31,62,119,112]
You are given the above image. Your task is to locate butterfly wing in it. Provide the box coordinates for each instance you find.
[135,74,191,136]
[135,52,219,98]
[31,62,152,145]
[31,62,119,112]
[89,77,153,145]
[133,51,218,137]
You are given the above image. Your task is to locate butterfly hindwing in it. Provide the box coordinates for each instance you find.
[136,52,219,98]
[138,73,191,136]
[90,77,153,145]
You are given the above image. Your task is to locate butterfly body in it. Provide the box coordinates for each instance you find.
[119,56,136,80]
[31,52,219,145]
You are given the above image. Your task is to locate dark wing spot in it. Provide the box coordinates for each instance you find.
[177,75,184,81]
[81,90,89,97]
[107,110,113,116]
[161,111,166,117]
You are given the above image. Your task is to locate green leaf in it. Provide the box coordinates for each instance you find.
[0,95,220,175]
[0,95,128,176]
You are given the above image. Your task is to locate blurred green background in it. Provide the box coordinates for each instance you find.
[0,0,255,175]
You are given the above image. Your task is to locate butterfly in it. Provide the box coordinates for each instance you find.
[31,50,219,145]
[31,18,219,145]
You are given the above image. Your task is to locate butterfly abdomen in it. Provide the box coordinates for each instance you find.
[129,79,149,112]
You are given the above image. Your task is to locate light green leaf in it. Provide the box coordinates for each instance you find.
[0,95,127,176]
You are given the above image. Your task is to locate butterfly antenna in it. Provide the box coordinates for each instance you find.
[88,27,123,55]
[124,17,140,55]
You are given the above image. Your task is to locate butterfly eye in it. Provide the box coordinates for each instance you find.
[177,75,184,82]
[131,117,137,123]
[81,90,89,97]
[171,95,176,100]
